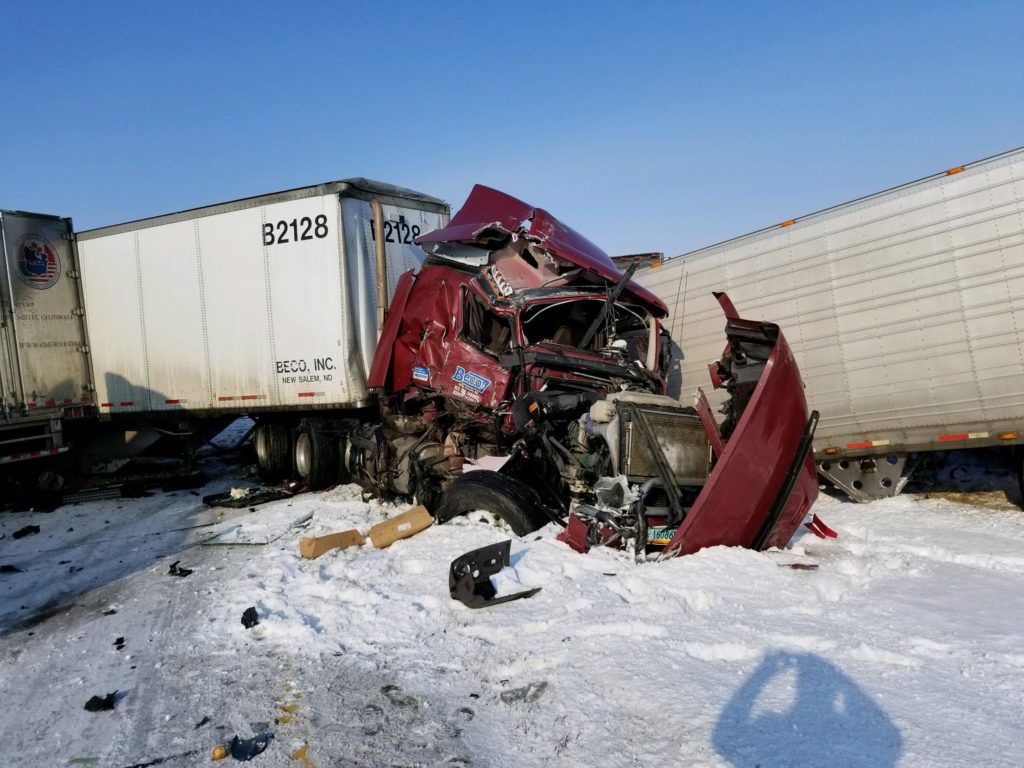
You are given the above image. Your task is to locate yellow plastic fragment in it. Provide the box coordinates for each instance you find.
[291,744,310,761]
[212,744,228,760]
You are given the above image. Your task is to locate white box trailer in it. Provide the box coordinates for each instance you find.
[1,180,448,488]
[0,211,93,468]
[75,179,448,418]
[637,148,1024,500]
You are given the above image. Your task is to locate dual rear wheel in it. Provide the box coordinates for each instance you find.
[254,418,337,490]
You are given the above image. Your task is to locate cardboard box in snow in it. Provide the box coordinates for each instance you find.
[298,506,433,559]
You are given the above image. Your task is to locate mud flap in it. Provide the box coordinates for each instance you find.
[449,540,541,609]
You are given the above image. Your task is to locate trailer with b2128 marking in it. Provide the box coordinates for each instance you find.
[637,147,1024,501]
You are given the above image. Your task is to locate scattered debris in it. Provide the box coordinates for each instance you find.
[449,540,541,609]
[12,525,40,540]
[0,564,21,573]
[241,607,259,629]
[114,636,125,650]
[805,513,839,539]
[299,529,365,559]
[194,715,211,729]
[84,692,117,712]
[168,560,193,577]
[211,744,229,761]
[368,505,433,549]
[228,733,272,761]
[102,608,118,616]
[203,487,293,509]
[781,563,820,570]
[297,506,432,559]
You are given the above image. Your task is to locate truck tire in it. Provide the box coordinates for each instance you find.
[294,418,337,490]
[255,423,291,480]
[433,470,549,536]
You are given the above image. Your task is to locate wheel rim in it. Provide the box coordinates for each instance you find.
[255,426,269,466]
[295,432,312,478]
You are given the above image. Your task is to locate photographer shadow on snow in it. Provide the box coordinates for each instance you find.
[713,651,902,768]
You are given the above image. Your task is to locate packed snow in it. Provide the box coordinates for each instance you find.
[1,440,1023,767]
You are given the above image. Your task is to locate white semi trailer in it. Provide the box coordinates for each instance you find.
[1,180,448,492]
[637,147,1024,501]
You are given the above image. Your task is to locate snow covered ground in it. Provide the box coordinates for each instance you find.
[2,448,1023,767]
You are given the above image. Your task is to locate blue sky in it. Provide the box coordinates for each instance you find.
[2,1,1020,256]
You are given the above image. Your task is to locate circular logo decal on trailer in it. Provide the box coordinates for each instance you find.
[15,235,61,289]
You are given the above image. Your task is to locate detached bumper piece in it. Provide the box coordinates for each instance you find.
[449,540,541,609]
[660,295,821,557]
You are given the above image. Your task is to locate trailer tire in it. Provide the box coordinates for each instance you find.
[433,471,548,536]
[294,418,337,490]
[255,423,291,480]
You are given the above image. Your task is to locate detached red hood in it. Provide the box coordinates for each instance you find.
[417,185,668,317]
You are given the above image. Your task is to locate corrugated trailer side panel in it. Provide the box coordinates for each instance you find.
[639,148,1024,456]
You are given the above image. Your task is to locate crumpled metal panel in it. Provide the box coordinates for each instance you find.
[417,185,667,317]
[663,301,819,556]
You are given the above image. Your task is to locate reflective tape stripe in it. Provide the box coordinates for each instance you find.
[845,439,890,449]
[938,432,989,442]
[0,446,68,465]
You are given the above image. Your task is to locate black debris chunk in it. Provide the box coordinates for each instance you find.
[449,540,541,609]
[121,748,201,767]
[194,715,211,729]
[241,607,259,629]
[203,487,293,509]
[160,472,208,492]
[120,481,151,498]
[0,564,21,573]
[84,692,117,712]
[12,525,40,540]
[168,561,193,578]
[114,636,125,650]
[102,608,118,616]
[228,733,272,761]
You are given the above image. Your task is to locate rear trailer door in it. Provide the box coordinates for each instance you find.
[340,196,447,381]
[0,212,91,413]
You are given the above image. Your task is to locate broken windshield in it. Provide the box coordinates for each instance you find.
[520,298,651,365]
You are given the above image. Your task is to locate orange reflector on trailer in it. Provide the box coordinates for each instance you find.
[946,166,965,175]
[824,447,839,455]
[780,219,795,228]
[999,432,1018,440]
